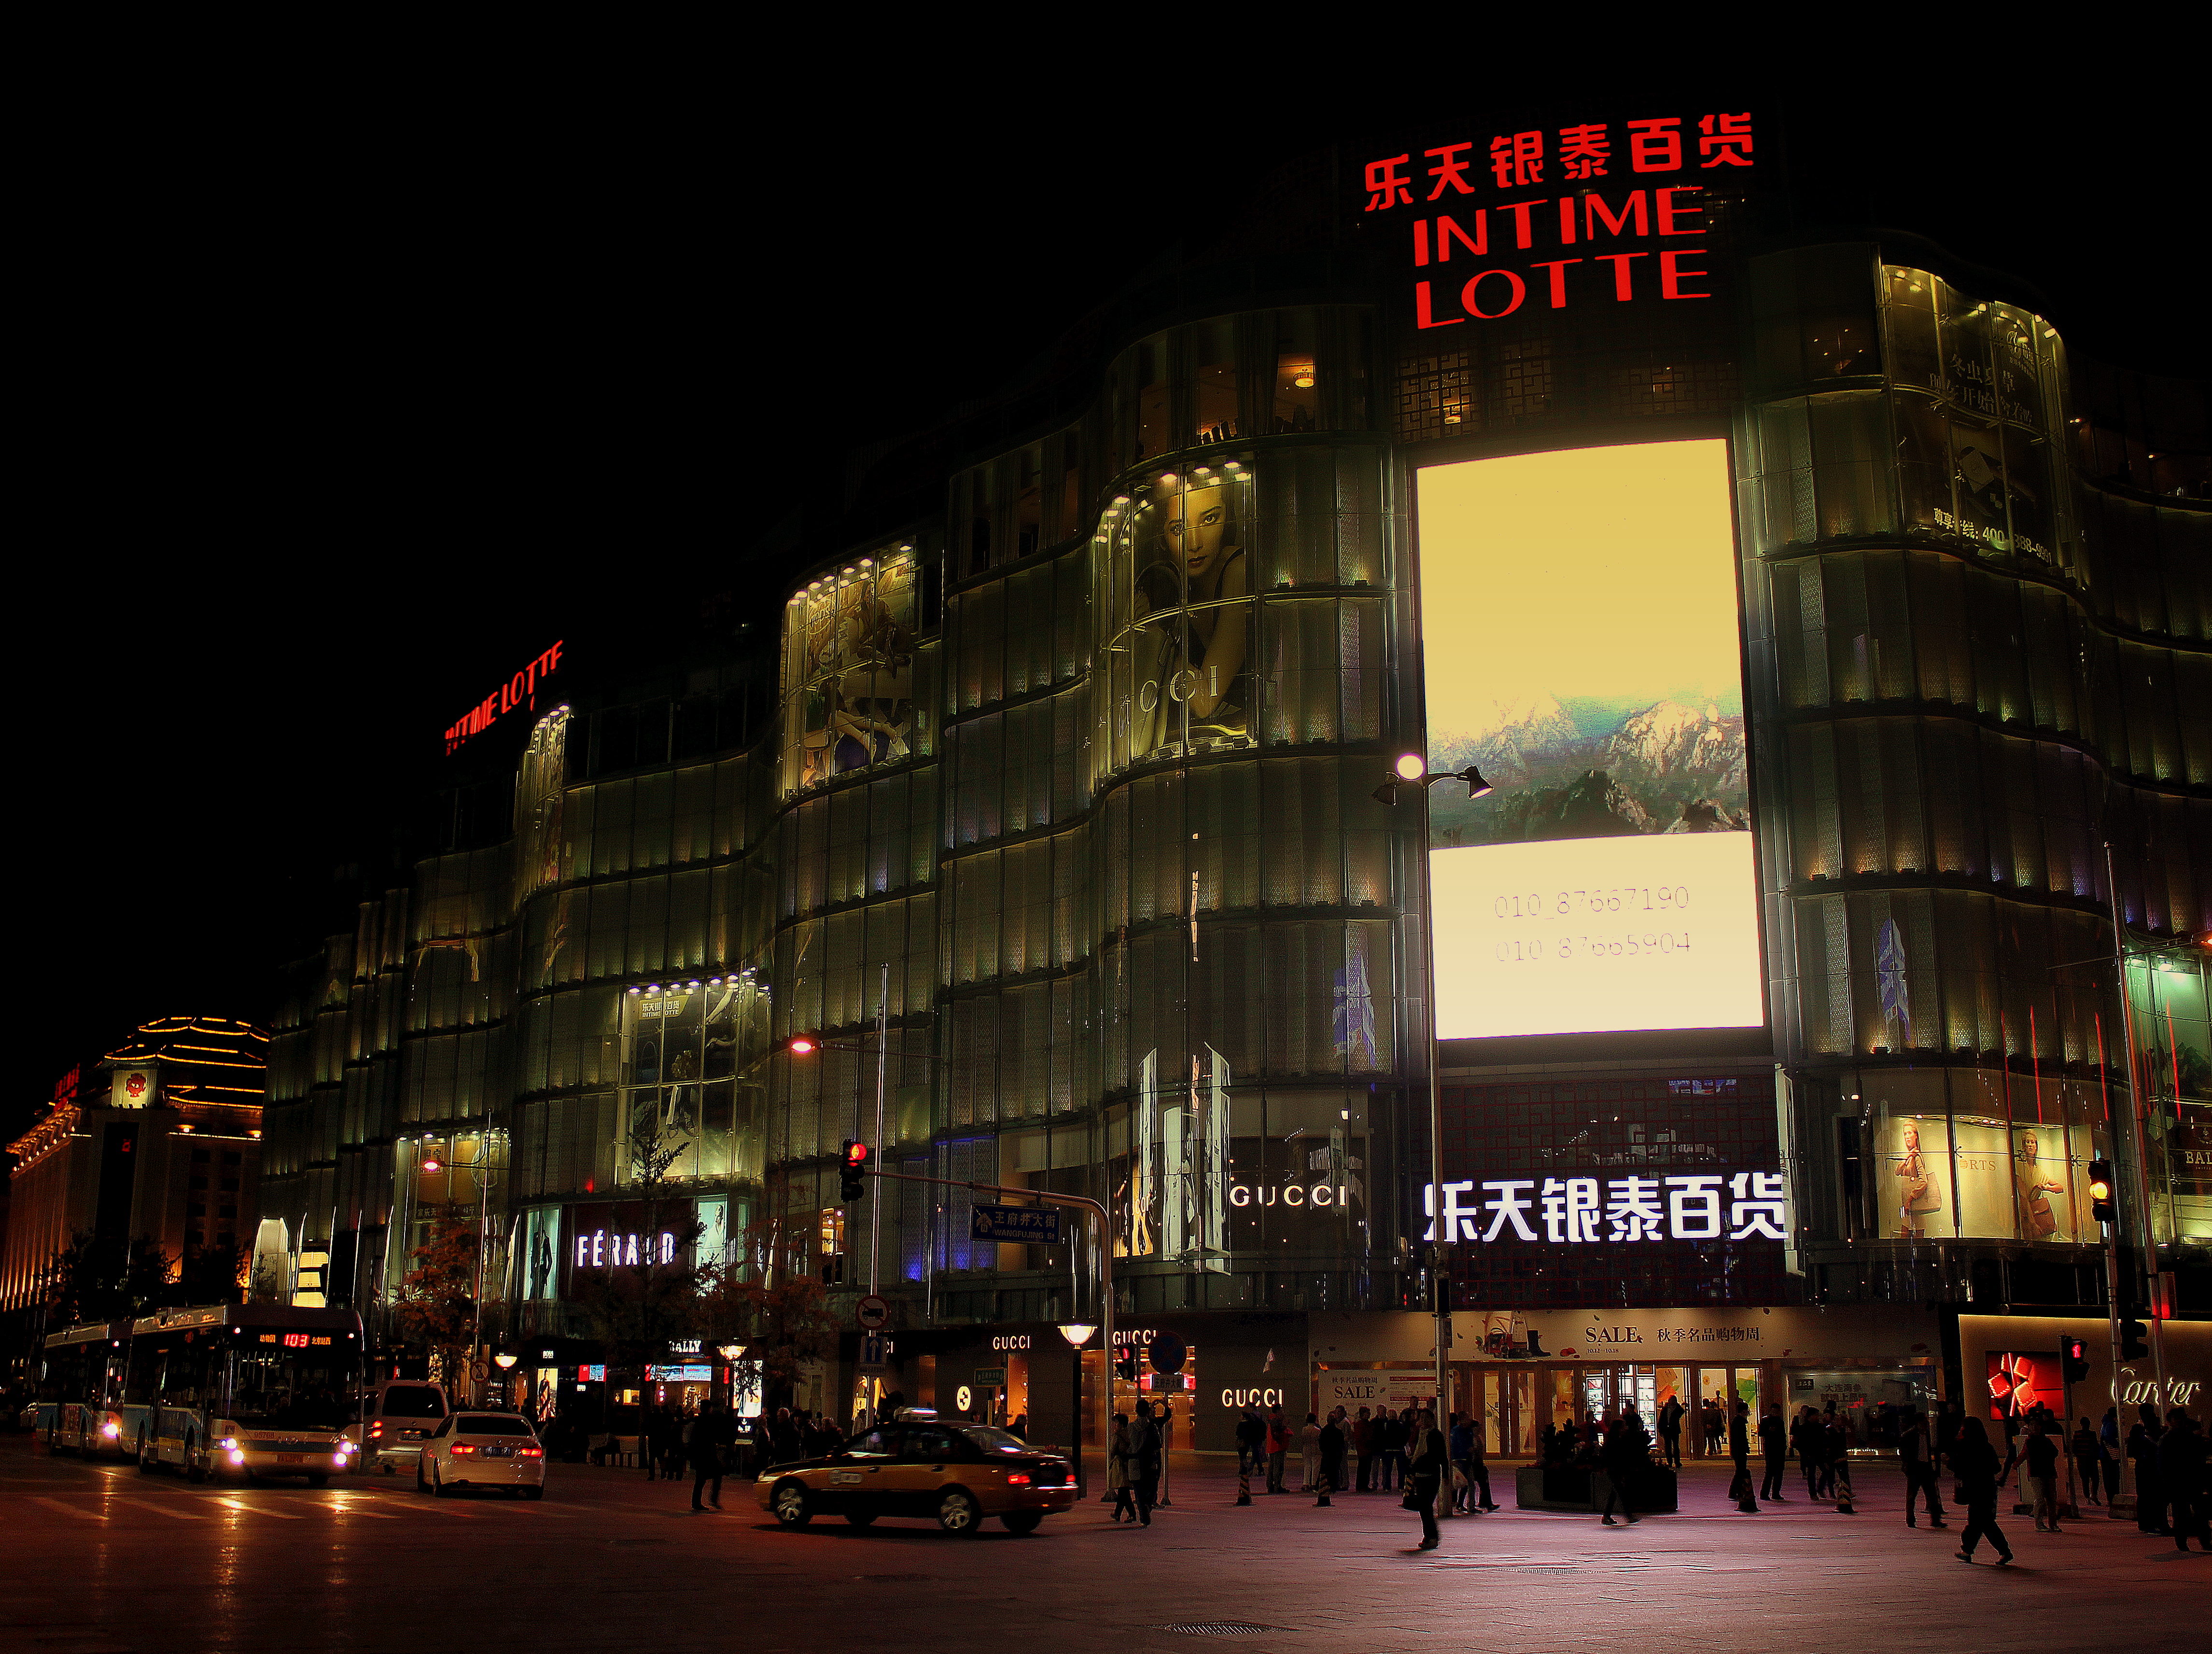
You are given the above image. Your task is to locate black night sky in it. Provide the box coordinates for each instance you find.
[14,82,2203,1144]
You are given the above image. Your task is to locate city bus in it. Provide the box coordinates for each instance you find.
[122,1304,366,1484]
[34,1320,133,1458]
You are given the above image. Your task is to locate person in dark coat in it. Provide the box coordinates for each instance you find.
[1132,1401,1162,1526]
[1901,1407,1946,1528]
[1758,1404,1789,1501]
[1408,1408,1446,1550]
[688,1400,733,1511]
[1953,1416,2015,1565]
[2129,1420,2167,1535]
[2159,1412,2210,1553]
[1657,1395,1684,1468]
[1601,1405,1649,1525]
[1316,1409,1344,1507]
[2070,1416,2103,1506]
[1729,1401,1758,1512]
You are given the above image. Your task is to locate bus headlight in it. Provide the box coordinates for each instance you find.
[101,1421,121,1439]
[220,1438,238,1450]
[333,1454,348,1467]
[230,1450,246,1465]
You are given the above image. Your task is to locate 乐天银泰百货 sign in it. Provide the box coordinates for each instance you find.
[971,1204,1062,1245]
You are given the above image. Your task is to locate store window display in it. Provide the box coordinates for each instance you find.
[780,549,919,796]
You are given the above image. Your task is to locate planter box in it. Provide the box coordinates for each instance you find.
[1514,1464,1679,1513]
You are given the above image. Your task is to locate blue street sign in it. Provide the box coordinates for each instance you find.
[971,1204,1062,1245]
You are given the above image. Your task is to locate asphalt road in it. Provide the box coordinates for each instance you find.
[3,1436,2202,1654]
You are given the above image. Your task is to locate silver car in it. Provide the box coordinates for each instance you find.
[416,1412,547,1499]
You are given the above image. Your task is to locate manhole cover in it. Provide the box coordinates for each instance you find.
[1165,1626,1280,1638]
[858,1574,933,1583]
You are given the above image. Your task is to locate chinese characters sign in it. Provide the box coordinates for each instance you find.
[1423,1170,1786,1244]
[1360,113,1755,328]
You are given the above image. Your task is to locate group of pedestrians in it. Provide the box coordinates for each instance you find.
[1108,1400,1167,1525]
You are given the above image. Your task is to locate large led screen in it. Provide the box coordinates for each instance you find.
[1416,440,1763,1039]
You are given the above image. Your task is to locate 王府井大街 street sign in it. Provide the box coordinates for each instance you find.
[971,1204,1061,1244]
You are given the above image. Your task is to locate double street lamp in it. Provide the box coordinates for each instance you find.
[1373,752,1494,1514]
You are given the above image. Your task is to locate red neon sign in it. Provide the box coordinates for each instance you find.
[445,641,564,754]
[1362,112,1754,329]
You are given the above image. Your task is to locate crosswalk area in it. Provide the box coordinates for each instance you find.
[17,1478,585,1525]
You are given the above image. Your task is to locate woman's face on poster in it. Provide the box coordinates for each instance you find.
[1164,485,1232,584]
[1903,1124,1920,1152]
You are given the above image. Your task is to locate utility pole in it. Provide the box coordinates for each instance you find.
[2104,841,2170,1413]
[871,963,888,1297]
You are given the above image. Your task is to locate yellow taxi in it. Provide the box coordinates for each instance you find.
[757,1410,1077,1535]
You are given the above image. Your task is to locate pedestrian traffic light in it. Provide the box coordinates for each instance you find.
[839,1139,869,1202]
[2060,1335,2089,1384]
[2120,1316,2150,1362]
[1114,1343,1137,1382]
[2087,1157,2115,1225]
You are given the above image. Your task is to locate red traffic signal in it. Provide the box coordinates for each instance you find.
[786,1034,819,1056]
[2060,1335,2089,1384]
[840,1138,869,1201]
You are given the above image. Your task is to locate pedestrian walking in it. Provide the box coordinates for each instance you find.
[1133,1401,1162,1526]
[2129,1419,2168,1535]
[1658,1394,1684,1468]
[2070,1416,2103,1506]
[1953,1417,2016,1565]
[1354,1406,1376,1491]
[1108,1415,1138,1523]
[1263,1404,1289,1493]
[1463,1421,1498,1511]
[1792,1406,1821,1499]
[1382,1407,1411,1491]
[1316,1409,1344,1507]
[1901,1407,1946,1528]
[2098,1407,2122,1501]
[1758,1404,1788,1501]
[1299,1412,1322,1492]
[1827,1411,1856,1513]
[2159,1411,2210,1553]
[1408,1408,1446,1550]
[688,1400,731,1511]
[1600,1404,1648,1526]
[1235,1405,1264,1482]
[1729,1401,1759,1512]
[2024,1419,2062,1533]
[1448,1412,1473,1512]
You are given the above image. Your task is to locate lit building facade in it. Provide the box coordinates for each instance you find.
[253,112,2207,1449]
[4,1017,267,1332]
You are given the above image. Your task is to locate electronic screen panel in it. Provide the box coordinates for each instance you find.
[1415,440,1763,1039]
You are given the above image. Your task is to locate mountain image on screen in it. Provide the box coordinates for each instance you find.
[1427,691,1748,848]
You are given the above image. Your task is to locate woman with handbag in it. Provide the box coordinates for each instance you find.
[1896,1123,1944,1239]
[1107,1414,1137,1523]
[1406,1408,1447,1550]
[1953,1416,2016,1565]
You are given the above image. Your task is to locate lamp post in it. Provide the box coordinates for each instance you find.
[1373,753,1494,1517]
[493,1351,518,1408]
[1058,1321,1097,1496]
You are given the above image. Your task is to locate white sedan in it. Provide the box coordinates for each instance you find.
[415,1412,547,1499]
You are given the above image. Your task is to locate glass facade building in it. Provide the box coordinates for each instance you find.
[254,124,2207,1448]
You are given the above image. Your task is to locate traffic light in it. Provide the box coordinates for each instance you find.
[1114,1343,1137,1382]
[1433,1276,1455,1315]
[839,1139,869,1202]
[2087,1158,2115,1225]
[2060,1335,2089,1384]
[2120,1316,2150,1362]
[785,1033,820,1056]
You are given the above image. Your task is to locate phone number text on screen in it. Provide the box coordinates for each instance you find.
[1429,833,1764,1038]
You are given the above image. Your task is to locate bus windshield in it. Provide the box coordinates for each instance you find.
[228,1350,356,1431]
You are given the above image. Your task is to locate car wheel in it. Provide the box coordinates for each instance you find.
[936,1488,981,1535]
[1001,1512,1043,1535]
[137,1435,154,1474]
[844,1511,878,1527]
[308,1473,328,1488]
[523,1486,544,1501]
[770,1480,812,1527]
[433,1463,450,1498]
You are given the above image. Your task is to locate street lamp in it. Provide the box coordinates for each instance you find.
[1059,1322,1097,1497]
[1372,754,1497,1517]
[493,1350,518,1407]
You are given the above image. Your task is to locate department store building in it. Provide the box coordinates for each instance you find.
[254,109,2209,1453]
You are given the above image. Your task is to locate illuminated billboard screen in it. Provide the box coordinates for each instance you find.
[1415,439,1762,1039]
